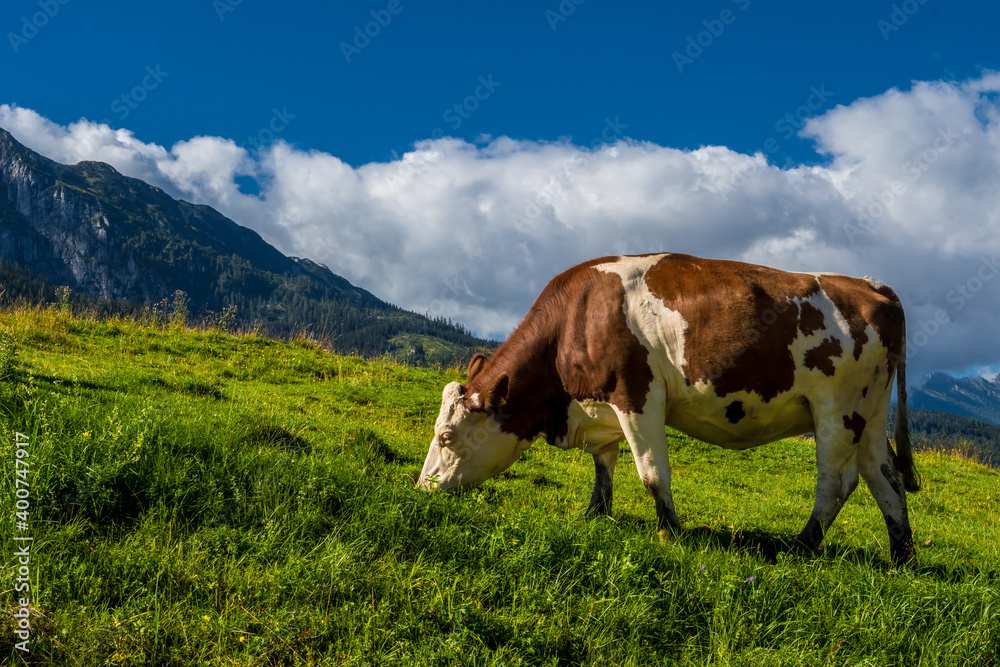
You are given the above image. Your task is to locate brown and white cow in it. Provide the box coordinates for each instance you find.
[418,253,920,564]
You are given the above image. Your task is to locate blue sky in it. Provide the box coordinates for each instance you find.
[3,0,1000,380]
[5,0,995,166]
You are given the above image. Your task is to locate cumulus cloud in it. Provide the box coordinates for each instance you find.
[3,73,1000,382]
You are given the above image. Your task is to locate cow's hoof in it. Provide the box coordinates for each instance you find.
[793,517,824,555]
[585,503,611,518]
[657,528,674,544]
[890,545,917,567]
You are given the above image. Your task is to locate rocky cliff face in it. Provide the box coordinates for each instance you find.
[0,132,162,301]
[0,126,375,308]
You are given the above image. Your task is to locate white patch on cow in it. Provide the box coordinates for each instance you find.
[418,381,531,490]
[816,291,855,345]
[433,381,470,438]
[593,254,690,395]
[560,399,624,452]
[863,275,885,290]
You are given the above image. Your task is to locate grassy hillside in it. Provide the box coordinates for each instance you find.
[0,258,496,366]
[1,306,998,665]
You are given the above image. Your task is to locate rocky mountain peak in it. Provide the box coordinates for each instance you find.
[912,371,1000,426]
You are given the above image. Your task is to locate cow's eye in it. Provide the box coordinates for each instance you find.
[439,430,455,447]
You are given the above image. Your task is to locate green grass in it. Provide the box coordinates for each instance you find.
[0,306,998,666]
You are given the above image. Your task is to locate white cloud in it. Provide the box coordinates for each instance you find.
[3,72,1000,381]
[969,365,1000,382]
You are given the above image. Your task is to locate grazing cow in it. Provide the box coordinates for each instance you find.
[418,253,920,564]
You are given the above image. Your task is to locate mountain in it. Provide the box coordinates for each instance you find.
[0,126,492,363]
[910,372,1000,427]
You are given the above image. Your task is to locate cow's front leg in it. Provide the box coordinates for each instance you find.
[795,414,861,554]
[616,405,680,533]
[587,443,619,517]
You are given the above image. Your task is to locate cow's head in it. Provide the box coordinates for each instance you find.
[417,355,533,491]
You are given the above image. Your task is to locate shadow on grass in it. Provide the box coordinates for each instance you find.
[610,512,652,531]
[909,559,1000,584]
[246,423,311,453]
[30,372,227,401]
[682,525,889,566]
[531,474,562,488]
[29,372,118,393]
[143,375,226,400]
[346,427,415,464]
[681,526,1000,579]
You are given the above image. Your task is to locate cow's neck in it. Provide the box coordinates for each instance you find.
[470,320,569,444]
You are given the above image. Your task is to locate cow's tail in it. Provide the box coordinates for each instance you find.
[894,311,921,493]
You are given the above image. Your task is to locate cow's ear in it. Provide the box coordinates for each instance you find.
[468,353,489,383]
[484,373,509,412]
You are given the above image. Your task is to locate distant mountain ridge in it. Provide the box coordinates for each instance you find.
[0,126,492,363]
[910,372,1000,427]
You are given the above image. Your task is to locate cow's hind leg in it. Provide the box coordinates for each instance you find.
[857,423,916,564]
[587,444,619,517]
[615,405,680,533]
[795,414,861,554]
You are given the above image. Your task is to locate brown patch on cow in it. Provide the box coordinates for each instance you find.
[644,254,820,402]
[467,353,488,383]
[482,374,509,411]
[798,301,825,336]
[465,257,653,444]
[552,264,654,412]
[818,276,904,369]
[842,412,867,444]
[803,337,843,377]
[862,386,868,398]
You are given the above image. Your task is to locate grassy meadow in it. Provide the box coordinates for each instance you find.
[0,305,998,665]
